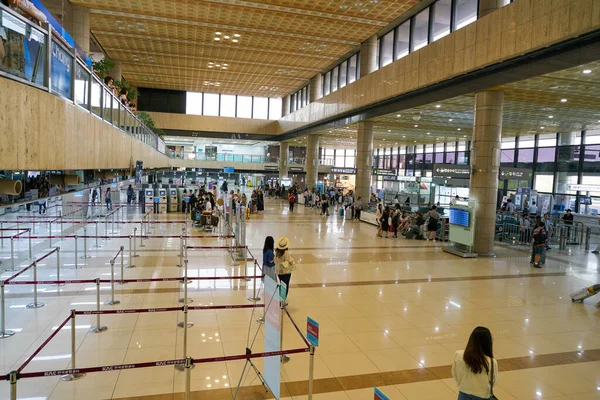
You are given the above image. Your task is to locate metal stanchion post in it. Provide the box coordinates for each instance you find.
[49,222,52,247]
[1,281,15,338]
[105,217,109,240]
[133,228,138,257]
[177,235,183,267]
[32,218,35,234]
[308,346,315,399]
[94,221,100,248]
[112,213,115,235]
[90,278,107,333]
[585,227,591,251]
[26,261,46,309]
[139,221,145,247]
[175,305,195,371]
[0,221,3,247]
[28,229,32,260]
[247,260,260,302]
[54,247,64,286]
[83,227,90,259]
[105,260,120,305]
[127,235,135,268]
[119,246,126,284]
[280,301,289,363]
[9,370,17,400]
[184,357,193,400]
[60,310,86,381]
[9,237,15,271]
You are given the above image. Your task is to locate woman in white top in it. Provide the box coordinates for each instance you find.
[274,236,296,306]
[452,326,498,400]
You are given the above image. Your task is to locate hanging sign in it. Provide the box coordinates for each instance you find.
[500,168,533,179]
[331,168,357,174]
[567,184,600,192]
[433,164,470,177]
[373,169,396,176]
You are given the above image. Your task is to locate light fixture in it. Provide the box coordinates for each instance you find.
[414,124,419,128]
[583,69,592,74]
[383,139,386,141]
[402,135,406,138]
[427,132,430,135]
[561,98,568,102]
[548,115,553,118]
[388,130,391,132]
[223,63,228,66]
[215,64,221,67]
[449,118,453,122]
[208,65,213,68]
[435,104,441,108]
[234,33,241,37]
[457,128,461,131]
[222,67,227,70]
[215,32,222,35]
[396,114,401,117]
[224,35,230,39]
[214,37,220,41]
[208,62,214,64]
[232,39,239,43]
[540,126,545,129]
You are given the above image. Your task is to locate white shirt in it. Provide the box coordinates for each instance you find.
[529,204,538,214]
[205,201,212,211]
[451,350,497,398]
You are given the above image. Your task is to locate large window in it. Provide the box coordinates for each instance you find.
[339,61,348,88]
[219,95,236,117]
[322,53,359,97]
[269,98,282,120]
[186,92,203,115]
[411,8,430,52]
[380,30,394,67]
[203,93,219,116]
[331,66,339,92]
[253,97,268,119]
[348,54,358,83]
[395,21,410,60]
[237,96,252,118]
[453,0,478,30]
[430,0,451,41]
[323,71,331,96]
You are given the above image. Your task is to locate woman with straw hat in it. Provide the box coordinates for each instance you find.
[275,236,296,306]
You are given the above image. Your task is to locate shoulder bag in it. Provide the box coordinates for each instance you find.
[489,358,498,400]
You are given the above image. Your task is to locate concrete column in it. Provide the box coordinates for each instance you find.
[305,135,320,190]
[282,95,290,117]
[556,132,576,194]
[479,0,503,18]
[309,74,323,102]
[359,35,378,78]
[70,4,90,53]
[279,142,289,181]
[109,61,122,81]
[355,121,374,202]
[470,90,504,256]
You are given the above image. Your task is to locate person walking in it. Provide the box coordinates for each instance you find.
[452,326,498,400]
[288,191,295,213]
[353,197,362,220]
[127,184,134,205]
[380,206,390,238]
[375,204,383,237]
[275,237,296,306]
[425,205,440,241]
[262,236,276,281]
[105,187,112,210]
[531,221,547,268]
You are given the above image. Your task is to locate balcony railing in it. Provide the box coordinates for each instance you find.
[0,4,165,154]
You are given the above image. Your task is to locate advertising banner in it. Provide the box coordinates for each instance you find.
[51,41,72,98]
[433,164,470,178]
[263,275,281,399]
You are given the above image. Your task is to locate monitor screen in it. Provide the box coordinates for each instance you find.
[449,208,469,227]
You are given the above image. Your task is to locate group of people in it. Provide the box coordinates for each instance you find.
[90,187,113,210]
[182,188,216,215]
[103,76,136,112]
[374,204,441,241]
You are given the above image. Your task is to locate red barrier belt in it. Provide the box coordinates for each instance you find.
[3,263,35,283]
[186,304,264,311]
[5,279,103,285]
[187,275,262,280]
[284,307,311,347]
[186,245,244,249]
[75,307,180,315]
[17,314,72,373]
[192,347,309,364]
[36,247,59,263]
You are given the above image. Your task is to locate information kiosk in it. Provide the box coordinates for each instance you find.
[158,189,168,213]
[144,188,154,214]
[167,188,178,213]
[443,200,477,258]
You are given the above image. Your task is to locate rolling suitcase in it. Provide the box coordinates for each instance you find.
[570,284,600,303]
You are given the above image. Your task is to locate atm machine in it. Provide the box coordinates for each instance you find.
[158,188,168,213]
[167,188,178,213]
[144,188,155,214]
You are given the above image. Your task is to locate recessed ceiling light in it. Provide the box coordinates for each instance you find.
[383,139,386,141]
[215,64,221,67]
[388,130,391,132]
[414,140,417,143]
[427,132,430,135]
[449,118,453,122]
[233,34,241,37]
[403,136,406,138]
[215,32,222,35]
[396,114,401,117]
[414,124,418,128]
[223,63,228,66]
[208,62,214,64]
[214,37,220,41]
[208,66,213,68]
[435,104,441,108]
[463,135,467,137]
[561,98,568,103]
[457,128,461,131]
[224,35,230,39]
[232,39,239,43]
[222,67,227,70]
[583,69,592,74]
[548,115,553,118]
[540,126,545,129]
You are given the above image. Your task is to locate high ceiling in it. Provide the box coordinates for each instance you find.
[72,0,423,97]
[288,60,600,149]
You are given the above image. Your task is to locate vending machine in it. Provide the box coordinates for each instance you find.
[158,189,168,213]
[167,188,178,213]
[144,188,154,213]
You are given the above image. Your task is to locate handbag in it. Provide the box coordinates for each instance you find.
[489,358,498,400]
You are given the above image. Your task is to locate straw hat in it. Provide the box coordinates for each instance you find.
[276,236,290,250]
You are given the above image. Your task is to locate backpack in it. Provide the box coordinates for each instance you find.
[533,228,547,245]
[289,194,295,203]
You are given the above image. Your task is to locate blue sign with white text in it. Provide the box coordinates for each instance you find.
[51,41,72,99]
[306,317,319,347]
[374,387,390,400]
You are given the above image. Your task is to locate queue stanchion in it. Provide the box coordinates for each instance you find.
[184,357,193,400]
[105,260,120,305]
[8,237,16,271]
[112,213,116,235]
[9,370,17,400]
[49,222,52,247]
[53,247,64,287]
[178,260,193,308]
[247,259,260,302]
[133,228,138,258]
[177,235,183,267]
[60,309,86,381]
[175,305,194,371]
[280,300,289,364]
[0,221,3,247]
[94,221,100,248]
[90,278,107,333]
[26,261,46,309]
[0,281,15,338]
[139,221,145,248]
[105,216,109,241]
[28,229,32,260]
[308,346,316,399]
[82,227,90,259]
[118,246,126,285]
[127,235,135,268]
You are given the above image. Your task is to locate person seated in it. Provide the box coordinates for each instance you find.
[104,75,117,95]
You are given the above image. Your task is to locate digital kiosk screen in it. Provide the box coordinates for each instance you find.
[449,208,470,227]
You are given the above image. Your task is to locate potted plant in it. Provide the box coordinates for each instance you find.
[92,58,114,79]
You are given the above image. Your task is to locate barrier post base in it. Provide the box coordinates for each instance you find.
[280,355,290,364]
[178,297,193,304]
[60,372,86,381]
[256,317,265,324]
[0,330,15,338]
[89,325,107,333]
[52,283,66,287]
[174,362,195,372]
[104,299,121,305]
[26,302,46,309]
[177,321,194,328]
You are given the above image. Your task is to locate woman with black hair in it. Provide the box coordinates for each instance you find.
[452,326,498,400]
[262,236,276,280]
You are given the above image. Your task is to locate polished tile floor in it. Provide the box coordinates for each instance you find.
[0,197,599,399]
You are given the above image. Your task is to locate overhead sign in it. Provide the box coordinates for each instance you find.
[289,167,304,172]
[331,168,357,174]
[433,164,470,178]
[223,167,235,173]
[500,167,533,180]
[567,184,600,192]
[373,169,397,176]
[264,165,279,171]
[383,176,398,181]
[307,317,319,347]
[374,387,390,400]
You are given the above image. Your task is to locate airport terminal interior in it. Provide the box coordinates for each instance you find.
[1,0,600,399]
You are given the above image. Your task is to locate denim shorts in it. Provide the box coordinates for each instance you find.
[458,392,489,400]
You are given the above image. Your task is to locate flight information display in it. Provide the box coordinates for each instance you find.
[449,208,470,227]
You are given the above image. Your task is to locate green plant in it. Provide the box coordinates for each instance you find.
[92,58,115,78]
[136,111,164,138]
[115,80,138,101]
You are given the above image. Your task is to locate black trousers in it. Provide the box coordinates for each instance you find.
[278,273,291,300]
